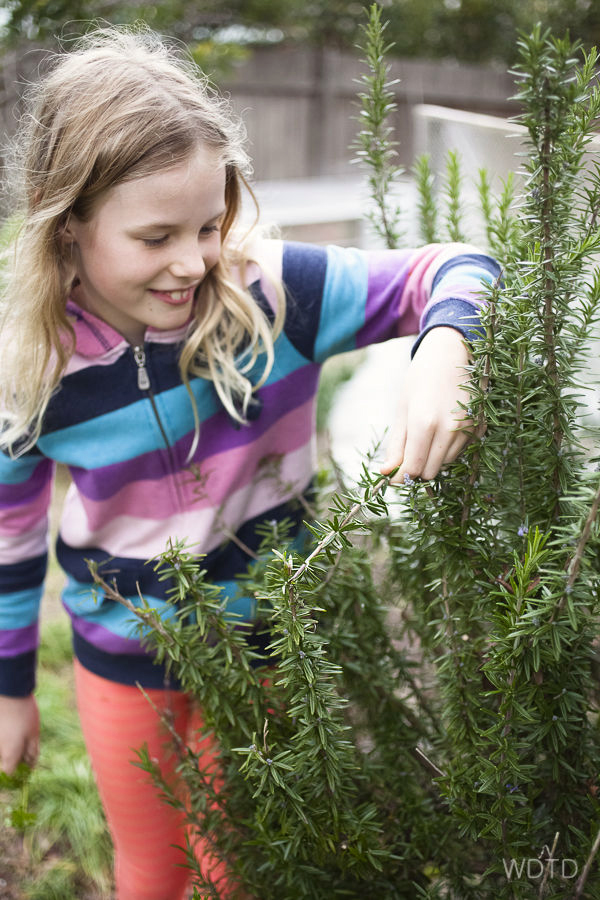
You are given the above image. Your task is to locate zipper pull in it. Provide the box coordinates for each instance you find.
[133,346,151,391]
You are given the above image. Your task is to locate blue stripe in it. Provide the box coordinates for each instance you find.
[63,575,254,638]
[214,579,255,621]
[38,379,214,467]
[143,378,220,445]
[0,451,45,486]
[263,331,314,386]
[62,576,178,639]
[431,253,501,292]
[39,396,167,466]
[314,245,369,362]
[0,586,43,629]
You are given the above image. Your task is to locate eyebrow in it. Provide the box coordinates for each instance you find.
[131,209,227,231]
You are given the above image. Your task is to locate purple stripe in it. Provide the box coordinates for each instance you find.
[65,606,149,656]
[70,363,321,502]
[0,459,54,508]
[356,250,412,349]
[0,622,39,656]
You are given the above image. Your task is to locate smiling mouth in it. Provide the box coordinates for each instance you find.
[149,285,197,305]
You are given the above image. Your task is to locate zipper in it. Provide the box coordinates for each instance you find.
[132,345,180,488]
[133,346,151,391]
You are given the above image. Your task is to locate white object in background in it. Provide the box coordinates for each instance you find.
[328,337,413,480]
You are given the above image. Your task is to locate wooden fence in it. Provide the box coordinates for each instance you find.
[220,45,517,181]
[0,42,517,187]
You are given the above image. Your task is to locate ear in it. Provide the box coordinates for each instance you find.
[58,215,78,250]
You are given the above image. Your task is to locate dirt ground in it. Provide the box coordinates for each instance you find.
[0,830,27,900]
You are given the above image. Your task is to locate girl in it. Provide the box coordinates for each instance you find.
[0,26,501,900]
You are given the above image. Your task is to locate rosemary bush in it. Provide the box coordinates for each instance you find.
[92,12,600,899]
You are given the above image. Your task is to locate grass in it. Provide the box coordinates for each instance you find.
[0,617,114,900]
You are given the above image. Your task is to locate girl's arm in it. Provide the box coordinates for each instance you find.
[380,325,473,483]
[0,449,54,773]
[257,239,498,485]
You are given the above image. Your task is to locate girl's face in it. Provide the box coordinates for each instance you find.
[65,145,227,346]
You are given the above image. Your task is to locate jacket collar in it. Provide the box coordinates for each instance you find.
[65,299,191,359]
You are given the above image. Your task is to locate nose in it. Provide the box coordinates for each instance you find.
[168,239,207,281]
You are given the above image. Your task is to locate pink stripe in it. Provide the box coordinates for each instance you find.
[0,521,49,565]
[416,243,482,325]
[65,344,128,376]
[60,442,314,560]
[66,301,126,356]
[0,485,52,535]
[72,397,314,528]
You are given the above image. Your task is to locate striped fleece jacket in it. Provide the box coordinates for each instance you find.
[0,240,501,696]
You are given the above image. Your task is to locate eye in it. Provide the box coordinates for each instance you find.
[199,225,220,237]
[142,235,169,247]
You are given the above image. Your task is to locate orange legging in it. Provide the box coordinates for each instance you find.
[74,661,230,900]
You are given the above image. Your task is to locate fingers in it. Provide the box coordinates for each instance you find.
[387,419,435,484]
[378,324,476,484]
[0,694,40,775]
[380,410,407,477]
[0,732,38,773]
[382,418,473,484]
[1,739,26,775]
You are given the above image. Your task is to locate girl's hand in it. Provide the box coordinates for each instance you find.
[380,326,475,484]
[0,694,40,775]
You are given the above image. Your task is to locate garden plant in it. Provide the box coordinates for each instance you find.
[6,5,600,899]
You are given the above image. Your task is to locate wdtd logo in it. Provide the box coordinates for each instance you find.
[503,846,578,882]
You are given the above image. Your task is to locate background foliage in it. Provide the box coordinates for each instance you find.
[2,0,600,68]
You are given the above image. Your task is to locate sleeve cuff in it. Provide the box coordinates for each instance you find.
[0,650,36,696]
[411,298,485,358]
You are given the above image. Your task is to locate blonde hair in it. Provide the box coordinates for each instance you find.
[0,25,285,454]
